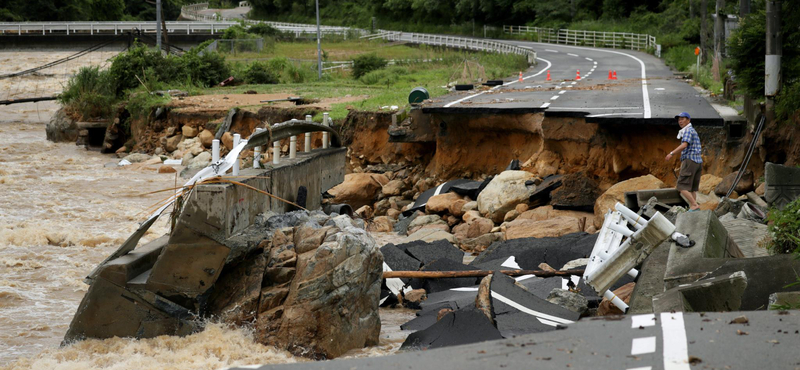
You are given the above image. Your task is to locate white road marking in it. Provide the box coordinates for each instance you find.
[545,49,559,52]
[631,336,657,355]
[655,88,666,91]
[586,57,593,61]
[593,61,598,65]
[540,102,551,108]
[560,276,580,290]
[571,81,577,85]
[559,90,566,95]
[491,291,575,325]
[627,367,653,370]
[547,106,640,110]
[586,112,643,117]
[661,312,691,370]
[550,95,560,100]
[501,256,521,269]
[631,314,657,328]
[567,53,579,57]
[443,57,552,107]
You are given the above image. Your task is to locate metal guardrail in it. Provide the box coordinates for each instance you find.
[377,31,537,65]
[504,25,658,54]
[0,21,243,35]
[180,2,364,37]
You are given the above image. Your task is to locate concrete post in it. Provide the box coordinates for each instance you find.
[232,134,241,176]
[289,136,297,159]
[322,112,330,149]
[253,129,262,168]
[212,139,220,162]
[273,141,280,164]
[304,114,312,152]
[766,0,781,121]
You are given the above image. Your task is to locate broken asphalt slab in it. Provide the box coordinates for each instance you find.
[226,311,800,370]
[470,232,597,270]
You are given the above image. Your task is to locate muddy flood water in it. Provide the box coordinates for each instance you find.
[0,50,415,369]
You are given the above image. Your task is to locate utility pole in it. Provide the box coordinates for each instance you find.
[740,0,750,17]
[712,0,724,81]
[765,0,781,121]
[156,0,162,52]
[316,0,322,80]
[690,0,694,19]
[700,0,708,65]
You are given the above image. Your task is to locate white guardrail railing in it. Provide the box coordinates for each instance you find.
[504,25,659,55]
[377,31,537,65]
[0,21,245,35]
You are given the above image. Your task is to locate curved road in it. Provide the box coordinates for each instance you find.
[425,40,722,126]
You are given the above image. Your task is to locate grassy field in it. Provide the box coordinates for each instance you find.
[202,40,529,121]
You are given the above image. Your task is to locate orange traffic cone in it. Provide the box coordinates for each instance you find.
[612,70,618,80]
[546,70,551,81]
[519,71,523,82]
[608,70,613,80]
[576,70,581,80]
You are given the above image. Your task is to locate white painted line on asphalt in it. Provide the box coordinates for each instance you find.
[561,276,580,289]
[655,88,666,90]
[571,81,577,85]
[548,106,640,110]
[492,291,575,325]
[444,57,551,107]
[631,336,657,355]
[586,112,643,117]
[586,57,593,61]
[537,318,560,327]
[594,61,598,65]
[560,82,566,85]
[545,49,559,52]
[627,367,653,370]
[661,312,691,370]
[504,57,553,85]
[501,256,521,269]
[631,314,657,328]
[540,102,551,108]
[568,53,579,57]
[559,90,566,94]
[550,95,560,100]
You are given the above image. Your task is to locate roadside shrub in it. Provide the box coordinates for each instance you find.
[58,66,117,119]
[776,82,800,121]
[178,46,231,86]
[108,43,172,96]
[242,61,280,84]
[351,53,387,79]
[249,23,281,37]
[663,44,696,72]
[766,197,800,255]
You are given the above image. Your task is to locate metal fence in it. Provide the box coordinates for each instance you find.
[504,25,658,54]
[377,31,537,65]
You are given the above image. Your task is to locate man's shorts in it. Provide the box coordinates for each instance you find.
[677,159,702,192]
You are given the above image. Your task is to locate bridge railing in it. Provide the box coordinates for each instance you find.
[0,21,244,35]
[375,31,537,65]
[503,25,659,55]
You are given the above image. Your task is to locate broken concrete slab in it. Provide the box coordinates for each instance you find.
[719,218,769,258]
[769,292,800,310]
[764,162,800,209]
[701,254,800,310]
[400,308,503,351]
[528,174,563,208]
[547,288,588,315]
[652,271,747,313]
[95,235,168,287]
[664,210,744,290]
[628,240,671,314]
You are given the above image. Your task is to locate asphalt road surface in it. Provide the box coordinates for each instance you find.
[425,41,723,126]
[227,310,800,370]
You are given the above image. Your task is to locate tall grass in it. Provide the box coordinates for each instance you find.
[58,66,117,120]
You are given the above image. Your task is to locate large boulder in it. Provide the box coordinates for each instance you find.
[699,174,723,195]
[327,173,390,210]
[504,216,581,240]
[426,192,463,214]
[593,175,668,228]
[477,171,536,223]
[715,171,754,196]
[45,108,79,142]
[549,172,601,211]
[381,179,405,196]
[198,129,215,148]
[519,205,595,226]
[255,217,383,359]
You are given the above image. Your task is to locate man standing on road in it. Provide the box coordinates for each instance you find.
[666,112,702,211]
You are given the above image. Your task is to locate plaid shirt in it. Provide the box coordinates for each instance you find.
[681,126,703,163]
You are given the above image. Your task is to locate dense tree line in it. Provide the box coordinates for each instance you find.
[0,0,187,21]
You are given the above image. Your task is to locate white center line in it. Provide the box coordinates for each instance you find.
[593,61,598,65]
[631,336,657,355]
[571,81,577,85]
[545,49,559,53]
[550,95,560,100]
[558,90,566,95]
[661,312,691,370]
[586,112,643,117]
[585,57,593,61]
[540,102,551,108]
[627,367,652,370]
[567,53,579,57]
[491,291,574,325]
[444,57,552,107]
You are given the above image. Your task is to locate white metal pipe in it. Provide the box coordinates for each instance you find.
[608,223,634,238]
[272,141,280,164]
[232,134,241,176]
[615,202,646,230]
[627,268,639,279]
[289,136,297,159]
[603,289,629,313]
[253,128,262,168]
[212,139,220,162]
